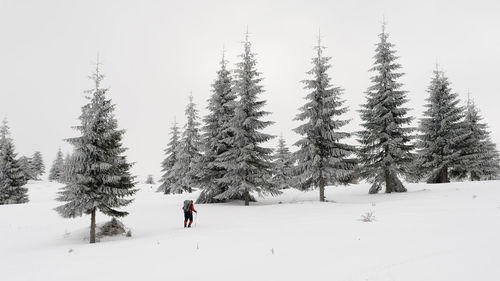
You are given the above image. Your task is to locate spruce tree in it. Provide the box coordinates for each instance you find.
[168,94,202,194]
[48,148,64,182]
[357,23,414,194]
[416,68,468,183]
[480,139,500,180]
[0,120,28,204]
[215,31,279,205]
[158,120,180,194]
[293,36,356,201]
[272,134,294,190]
[31,151,45,180]
[197,51,239,203]
[18,156,35,181]
[55,62,136,244]
[59,153,74,184]
[452,97,500,180]
[145,175,155,184]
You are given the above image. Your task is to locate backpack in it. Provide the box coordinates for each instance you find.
[182,200,191,212]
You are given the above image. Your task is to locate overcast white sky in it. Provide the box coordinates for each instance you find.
[1,0,499,180]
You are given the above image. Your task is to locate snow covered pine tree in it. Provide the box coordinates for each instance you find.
[48,148,65,182]
[293,35,356,202]
[215,31,280,205]
[59,153,74,184]
[18,156,36,181]
[416,67,469,183]
[145,175,155,184]
[449,96,500,181]
[271,134,294,190]
[158,120,181,194]
[0,119,28,204]
[31,151,45,180]
[166,94,202,194]
[196,50,241,203]
[358,22,414,194]
[55,61,136,244]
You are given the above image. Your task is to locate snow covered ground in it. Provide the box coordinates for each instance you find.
[1,180,500,281]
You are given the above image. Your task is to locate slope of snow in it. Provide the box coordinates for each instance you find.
[1,180,499,281]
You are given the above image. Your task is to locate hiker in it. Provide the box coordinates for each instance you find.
[182,200,197,228]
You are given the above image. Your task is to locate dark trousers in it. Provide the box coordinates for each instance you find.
[184,211,193,225]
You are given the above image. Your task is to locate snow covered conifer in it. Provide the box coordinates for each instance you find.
[145,175,155,184]
[215,31,279,205]
[55,62,136,244]
[272,134,294,190]
[196,51,239,203]
[158,120,180,194]
[451,97,500,180]
[479,139,500,180]
[416,68,468,183]
[167,94,202,194]
[357,23,414,194]
[0,120,28,204]
[18,156,35,181]
[48,148,64,182]
[59,153,74,184]
[31,151,45,180]
[293,36,356,201]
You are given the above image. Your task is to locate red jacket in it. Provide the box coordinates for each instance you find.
[182,202,197,213]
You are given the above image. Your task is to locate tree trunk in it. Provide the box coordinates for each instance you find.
[319,179,325,202]
[369,183,381,194]
[440,166,449,183]
[470,171,480,181]
[90,207,96,244]
[391,174,407,193]
[244,189,249,206]
[385,169,392,193]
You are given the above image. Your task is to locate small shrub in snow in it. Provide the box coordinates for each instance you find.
[126,230,132,237]
[97,218,127,238]
[360,211,376,222]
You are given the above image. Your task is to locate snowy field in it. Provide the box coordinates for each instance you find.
[1,180,500,281]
